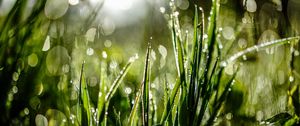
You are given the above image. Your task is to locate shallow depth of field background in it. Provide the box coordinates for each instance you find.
[0,0,300,125]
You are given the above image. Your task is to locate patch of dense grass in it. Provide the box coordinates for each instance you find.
[0,0,300,125]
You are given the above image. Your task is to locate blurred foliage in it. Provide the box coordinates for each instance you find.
[0,0,300,125]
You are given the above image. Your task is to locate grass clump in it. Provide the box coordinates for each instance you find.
[1,0,300,126]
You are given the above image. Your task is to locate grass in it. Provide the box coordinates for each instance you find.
[1,0,300,125]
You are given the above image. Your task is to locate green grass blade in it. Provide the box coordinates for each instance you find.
[222,36,300,66]
[105,54,138,102]
[193,58,219,123]
[97,61,106,125]
[128,84,142,126]
[103,54,138,125]
[206,0,217,47]
[79,62,92,126]
[206,72,237,126]
[160,77,181,125]
[142,42,151,126]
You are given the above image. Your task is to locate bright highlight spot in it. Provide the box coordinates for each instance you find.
[68,0,79,5]
[86,48,94,56]
[246,0,257,12]
[42,36,50,51]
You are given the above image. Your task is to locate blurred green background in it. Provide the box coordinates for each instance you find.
[0,0,300,125]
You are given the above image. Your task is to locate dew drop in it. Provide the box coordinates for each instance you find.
[173,11,179,17]
[86,48,94,56]
[203,34,208,39]
[159,7,165,13]
[102,51,108,59]
[129,53,139,62]
[110,61,118,69]
[125,87,132,95]
[242,55,247,60]
[220,61,227,67]
[289,76,294,82]
[294,50,299,56]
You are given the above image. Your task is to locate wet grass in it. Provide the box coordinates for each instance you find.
[0,0,300,125]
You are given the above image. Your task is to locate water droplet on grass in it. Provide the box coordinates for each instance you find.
[104,40,112,47]
[102,51,108,59]
[294,50,299,56]
[28,53,39,67]
[220,61,227,67]
[160,7,165,13]
[125,87,132,95]
[110,61,118,69]
[173,11,179,17]
[242,55,247,60]
[86,48,94,56]
[289,76,294,82]
[129,54,139,63]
